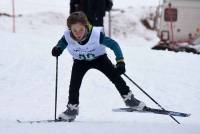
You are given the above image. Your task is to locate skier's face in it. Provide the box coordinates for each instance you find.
[71,23,87,41]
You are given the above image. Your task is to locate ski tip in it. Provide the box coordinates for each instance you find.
[16,120,21,123]
[112,108,119,112]
[185,113,191,117]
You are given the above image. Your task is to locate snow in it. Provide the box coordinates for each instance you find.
[0,0,200,134]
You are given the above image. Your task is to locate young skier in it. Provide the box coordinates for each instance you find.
[51,11,146,122]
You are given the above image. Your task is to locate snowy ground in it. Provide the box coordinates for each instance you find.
[0,0,200,134]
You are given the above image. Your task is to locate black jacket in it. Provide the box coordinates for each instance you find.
[87,0,112,17]
[70,0,113,17]
[70,0,87,14]
[70,0,113,14]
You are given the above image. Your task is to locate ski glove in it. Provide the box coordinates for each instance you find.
[52,46,62,57]
[116,61,126,75]
[105,0,113,11]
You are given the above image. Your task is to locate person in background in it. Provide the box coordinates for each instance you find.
[51,11,146,122]
[70,0,113,26]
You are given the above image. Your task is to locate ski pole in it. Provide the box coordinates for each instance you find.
[123,73,180,124]
[54,57,58,121]
[108,11,111,37]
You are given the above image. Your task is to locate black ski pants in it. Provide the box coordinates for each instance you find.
[68,54,130,105]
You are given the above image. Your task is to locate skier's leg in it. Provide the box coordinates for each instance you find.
[92,55,145,110]
[59,60,90,121]
[92,55,130,95]
[68,60,90,105]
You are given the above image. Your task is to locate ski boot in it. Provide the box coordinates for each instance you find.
[122,91,146,111]
[58,104,79,122]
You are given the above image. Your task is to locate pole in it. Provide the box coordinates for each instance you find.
[54,57,58,121]
[123,73,180,124]
[12,0,16,33]
[108,11,111,37]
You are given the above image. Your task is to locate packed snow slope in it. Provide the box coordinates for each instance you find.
[0,0,200,134]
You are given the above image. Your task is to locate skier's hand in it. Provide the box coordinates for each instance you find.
[105,0,113,11]
[52,46,62,57]
[116,61,126,75]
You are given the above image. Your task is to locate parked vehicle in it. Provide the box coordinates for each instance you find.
[153,0,200,54]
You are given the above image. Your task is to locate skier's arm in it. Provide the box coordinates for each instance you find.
[56,35,68,51]
[52,36,68,57]
[100,32,124,62]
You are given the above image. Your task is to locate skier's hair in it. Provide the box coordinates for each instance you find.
[67,11,90,29]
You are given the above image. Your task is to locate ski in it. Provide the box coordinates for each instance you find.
[17,119,70,124]
[112,107,191,117]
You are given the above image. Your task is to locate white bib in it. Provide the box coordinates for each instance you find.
[64,27,106,60]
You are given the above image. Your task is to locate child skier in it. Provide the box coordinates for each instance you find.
[51,11,146,122]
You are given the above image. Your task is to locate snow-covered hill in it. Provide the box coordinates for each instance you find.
[0,0,200,134]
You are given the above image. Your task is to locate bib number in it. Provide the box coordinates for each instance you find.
[79,53,96,60]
